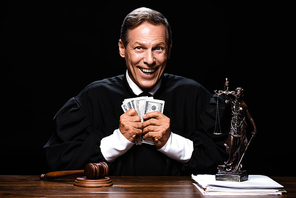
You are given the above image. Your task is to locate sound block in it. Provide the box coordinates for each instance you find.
[74,176,113,187]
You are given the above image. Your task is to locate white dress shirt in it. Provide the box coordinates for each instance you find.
[100,70,194,163]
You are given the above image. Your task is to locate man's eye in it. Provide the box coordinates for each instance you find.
[155,47,163,51]
[135,46,142,50]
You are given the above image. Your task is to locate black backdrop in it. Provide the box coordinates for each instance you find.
[1,1,294,176]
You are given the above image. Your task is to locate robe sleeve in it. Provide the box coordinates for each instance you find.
[181,94,229,175]
[44,97,106,171]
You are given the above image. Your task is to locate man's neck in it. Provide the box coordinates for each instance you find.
[125,70,161,96]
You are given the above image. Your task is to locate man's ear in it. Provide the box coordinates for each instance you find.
[118,39,125,58]
[167,43,172,59]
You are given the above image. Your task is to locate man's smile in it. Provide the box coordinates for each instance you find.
[138,66,158,76]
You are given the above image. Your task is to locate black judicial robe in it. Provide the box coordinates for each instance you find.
[44,73,228,175]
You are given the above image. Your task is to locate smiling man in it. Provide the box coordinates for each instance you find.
[119,21,169,92]
[44,7,228,176]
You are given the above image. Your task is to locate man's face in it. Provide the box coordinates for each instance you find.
[119,21,171,91]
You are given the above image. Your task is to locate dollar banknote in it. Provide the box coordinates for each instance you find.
[144,99,164,114]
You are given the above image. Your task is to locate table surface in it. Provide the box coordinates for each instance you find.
[0,175,295,197]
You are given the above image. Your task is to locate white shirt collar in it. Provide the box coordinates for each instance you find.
[125,69,161,96]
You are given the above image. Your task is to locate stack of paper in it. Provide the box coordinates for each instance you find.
[192,174,286,196]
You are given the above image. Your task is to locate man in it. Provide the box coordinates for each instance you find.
[44,7,228,176]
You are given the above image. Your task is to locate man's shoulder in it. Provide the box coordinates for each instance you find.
[163,73,207,91]
[79,74,125,94]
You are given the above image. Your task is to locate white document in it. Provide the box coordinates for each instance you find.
[191,174,286,196]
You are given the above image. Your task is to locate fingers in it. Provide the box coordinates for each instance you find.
[119,118,142,133]
[120,109,170,146]
[142,125,158,135]
[142,111,161,120]
[119,109,142,142]
[142,130,160,140]
[142,112,171,148]
[121,109,141,121]
[143,130,171,149]
[142,125,169,140]
[125,108,139,116]
[142,118,159,128]
[142,112,170,128]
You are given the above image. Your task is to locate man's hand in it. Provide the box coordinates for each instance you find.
[119,108,142,143]
[142,111,171,149]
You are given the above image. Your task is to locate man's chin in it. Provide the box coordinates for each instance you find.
[138,81,157,91]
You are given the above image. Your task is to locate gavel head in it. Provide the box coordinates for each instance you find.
[84,162,109,179]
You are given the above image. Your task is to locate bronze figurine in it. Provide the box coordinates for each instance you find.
[215,78,257,182]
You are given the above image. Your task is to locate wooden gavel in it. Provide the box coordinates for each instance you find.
[40,162,109,180]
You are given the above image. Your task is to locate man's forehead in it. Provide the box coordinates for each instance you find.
[127,22,167,44]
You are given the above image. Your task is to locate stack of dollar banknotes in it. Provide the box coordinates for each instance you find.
[121,96,165,145]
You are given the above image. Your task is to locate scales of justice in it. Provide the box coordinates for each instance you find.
[214,78,257,182]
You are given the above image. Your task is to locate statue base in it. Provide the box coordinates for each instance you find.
[216,165,248,182]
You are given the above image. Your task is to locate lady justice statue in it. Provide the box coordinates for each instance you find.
[214,78,257,182]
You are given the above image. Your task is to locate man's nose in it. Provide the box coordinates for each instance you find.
[143,50,155,66]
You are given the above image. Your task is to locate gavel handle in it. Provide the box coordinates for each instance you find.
[40,170,84,180]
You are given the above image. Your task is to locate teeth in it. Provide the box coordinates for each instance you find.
[140,68,155,73]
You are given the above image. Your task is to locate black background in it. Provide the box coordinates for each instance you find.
[1,1,294,176]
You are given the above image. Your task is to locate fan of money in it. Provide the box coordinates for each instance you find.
[40,162,113,187]
[121,96,165,145]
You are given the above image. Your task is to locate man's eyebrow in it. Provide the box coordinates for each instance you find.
[133,42,145,46]
[130,42,146,47]
[132,42,166,46]
[154,42,166,46]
